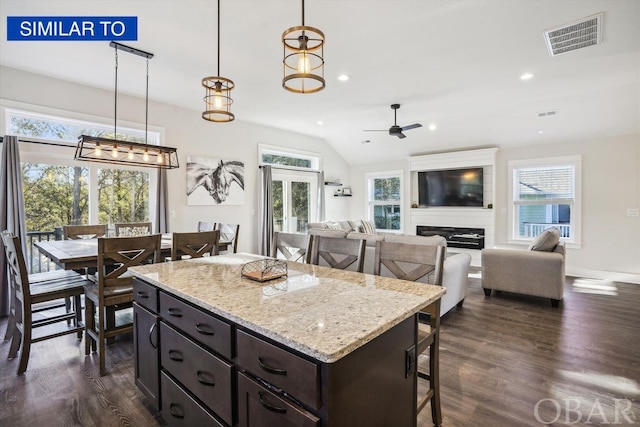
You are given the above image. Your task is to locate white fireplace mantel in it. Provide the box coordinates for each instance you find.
[407,148,498,265]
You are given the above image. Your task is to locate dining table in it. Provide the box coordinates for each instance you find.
[34,234,232,271]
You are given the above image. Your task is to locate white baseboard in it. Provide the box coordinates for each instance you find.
[565,267,640,285]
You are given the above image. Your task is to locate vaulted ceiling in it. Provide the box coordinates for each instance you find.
[1,0,638,164]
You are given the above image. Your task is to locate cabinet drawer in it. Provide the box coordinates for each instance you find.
[133,279,158,312]
[160,322,233,426]
[159,291,232,359]
[237,372,319,427]
[237,330,319,410]
[161,371,224,427]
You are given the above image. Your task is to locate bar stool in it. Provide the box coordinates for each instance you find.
[373,240,445,426]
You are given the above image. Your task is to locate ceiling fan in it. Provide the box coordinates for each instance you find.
[364,104,422,139]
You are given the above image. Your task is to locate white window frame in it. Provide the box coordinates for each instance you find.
[258,143,321,171]
[365,170,404,234]
[2,100,163,228]
[508,155,582,248]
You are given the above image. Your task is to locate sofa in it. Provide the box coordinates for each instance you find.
[306,220,472,316]
[481,227,566,307]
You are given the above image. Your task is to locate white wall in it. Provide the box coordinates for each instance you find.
[349,136,640,282]
[0,66,351,253]
[495,135,640,281]
[348,159,408,226]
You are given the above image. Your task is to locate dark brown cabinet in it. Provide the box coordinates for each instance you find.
[237,372,320,427]
[236,330,320,410]
[159,291,233,360]
[133,304,159,410]
[134,277,418,427]
[161,371,225,427]
[133,281,160,411]
[160,322,233,426]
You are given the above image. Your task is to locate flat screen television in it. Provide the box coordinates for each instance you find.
[418,168,484,207]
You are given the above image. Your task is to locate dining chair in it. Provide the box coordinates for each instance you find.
[1,230,88,375]
[197,221,216,232]
[84,234,162,376]
[171,230,220,261]
[309,235,366,272]
[215,223,239,253]
[63,224,108,240]
[114,222,152,237]
[63,223,109,282]
[271,232,312,263]
[373,240,445,426]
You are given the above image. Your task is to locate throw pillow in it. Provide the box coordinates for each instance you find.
[348,220,362,232]
[528,227,561,251]
[326,222,342,230]
[360,219,377,235]
[338,220,353,231]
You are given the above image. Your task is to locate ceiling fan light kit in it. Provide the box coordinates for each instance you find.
[75,42,179,169]
[364,104,422,139]
[202,0,235,122]
[282,0,326,94]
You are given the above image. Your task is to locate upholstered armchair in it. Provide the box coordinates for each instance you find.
[481,227,566,307]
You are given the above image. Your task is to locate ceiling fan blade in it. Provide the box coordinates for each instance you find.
[363,129,388,132]
[396,132,406,139]
[401,123,422,131]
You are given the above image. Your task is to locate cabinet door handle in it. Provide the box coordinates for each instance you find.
[195,322,215,336]
[258,392,287,414]
[258,357,287,375]
[136,291,149,299]
[167,307,182,317]
[148,323,158,349]
[196,370,216,387]
[169,403,185,419]
[168,349,184,362]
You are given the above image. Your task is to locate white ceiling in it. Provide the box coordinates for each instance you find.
[1,0,639,165]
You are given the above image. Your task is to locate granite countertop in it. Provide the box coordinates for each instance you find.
[129,253,445,363]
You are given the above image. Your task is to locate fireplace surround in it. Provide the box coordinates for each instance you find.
[417,226,485,250]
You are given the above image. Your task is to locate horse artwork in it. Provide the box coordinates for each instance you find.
[186,156,245,205]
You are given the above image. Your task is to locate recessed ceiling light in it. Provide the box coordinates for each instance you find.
[317,120,324,125]
[520,73,534,80]
[337,74,350,81]
[538,130,544,135]
[428,123,437,131]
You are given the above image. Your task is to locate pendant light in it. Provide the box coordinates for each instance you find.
[282,0,325,93]
[75,42,179,169]
[202,0,235,122]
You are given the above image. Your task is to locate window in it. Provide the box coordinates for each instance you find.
[5,106,158,234]
[366,171,403,233]
[7,107,159,145]
[259,144,320,170]
[509,156,581,246]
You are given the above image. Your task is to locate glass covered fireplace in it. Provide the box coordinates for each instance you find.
[416,226,485,250]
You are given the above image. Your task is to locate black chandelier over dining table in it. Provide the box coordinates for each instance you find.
[74,41,179,169]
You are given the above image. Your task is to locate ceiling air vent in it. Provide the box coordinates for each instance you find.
[537,110,558,118]
[543,12,603,57]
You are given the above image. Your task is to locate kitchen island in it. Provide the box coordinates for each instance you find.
[129,253,445,427]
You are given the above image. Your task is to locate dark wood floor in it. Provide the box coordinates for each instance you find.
[1,271,639,426]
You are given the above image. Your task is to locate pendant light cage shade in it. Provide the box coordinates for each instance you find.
[202,0,235,122]
[202,76,235,122]
[282,25,325,94]
[76,135,179,169]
